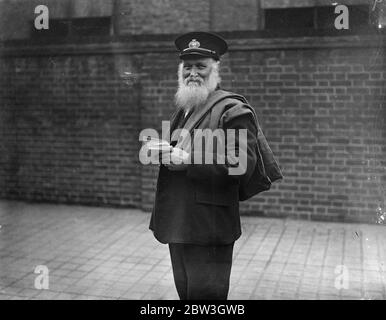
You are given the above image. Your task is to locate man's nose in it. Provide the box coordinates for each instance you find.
[190,68,198,76]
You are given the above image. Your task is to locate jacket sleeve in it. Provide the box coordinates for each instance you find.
[185,104,258,186]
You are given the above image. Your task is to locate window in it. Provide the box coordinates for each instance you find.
[265,7,314,29]
[316,5,369,30]
[31,17,112,39]
[264,5,370,31]
[71,17,111,37]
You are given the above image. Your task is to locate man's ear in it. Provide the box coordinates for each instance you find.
[211,60,220,75]
[212,59,220,68]
[177,62,184,79]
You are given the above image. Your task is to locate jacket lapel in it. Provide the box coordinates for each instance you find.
[170,108,184,131]
[171,90,228,146]
[165,108,184,143]
[182,90,226,134]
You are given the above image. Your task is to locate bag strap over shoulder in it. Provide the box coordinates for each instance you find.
[209,95,259,132]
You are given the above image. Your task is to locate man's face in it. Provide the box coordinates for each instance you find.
[182,57,215,86]
[175,57,220,110]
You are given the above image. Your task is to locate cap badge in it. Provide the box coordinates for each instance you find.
[188,39,200,49]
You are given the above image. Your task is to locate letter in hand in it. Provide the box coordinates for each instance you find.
[144,138,173,164]
[162,147,190,171]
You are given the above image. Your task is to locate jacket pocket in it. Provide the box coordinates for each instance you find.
[194,183,238,206]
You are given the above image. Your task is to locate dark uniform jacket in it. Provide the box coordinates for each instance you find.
[149,89,259,245]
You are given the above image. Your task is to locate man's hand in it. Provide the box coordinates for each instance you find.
[162,147,190,171]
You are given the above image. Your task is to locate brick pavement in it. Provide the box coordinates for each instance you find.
[0,200,385,300]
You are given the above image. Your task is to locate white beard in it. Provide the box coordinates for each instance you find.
[174,62,221,111]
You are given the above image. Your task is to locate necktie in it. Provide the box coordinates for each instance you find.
[178,109,193,129]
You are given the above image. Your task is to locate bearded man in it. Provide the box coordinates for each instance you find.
[148,32,281,300]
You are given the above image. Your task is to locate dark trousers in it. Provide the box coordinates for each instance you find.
[168,242,234,300]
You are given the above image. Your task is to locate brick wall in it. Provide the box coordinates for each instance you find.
[1,35,385,223]
[113,0,210,36]
[0,51,142,207]
[1,0,385,43]
[223,44,386,222]
[0,0,259,40]
[0,0,114,41]
[260,0,369,8]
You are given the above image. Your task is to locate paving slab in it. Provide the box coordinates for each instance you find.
[0,200,385,300]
